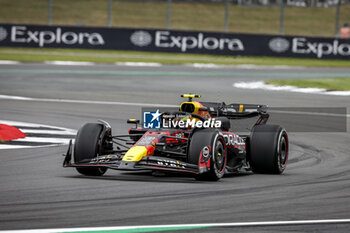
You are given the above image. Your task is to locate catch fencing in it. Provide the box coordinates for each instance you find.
[1,0,350,38]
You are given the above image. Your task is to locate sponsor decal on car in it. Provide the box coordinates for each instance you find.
[136,135,157,146]
[202,146,210,158]
[157,159,186,168]
[223,134,245,146]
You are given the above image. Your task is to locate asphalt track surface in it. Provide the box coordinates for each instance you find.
[0,63,350,232]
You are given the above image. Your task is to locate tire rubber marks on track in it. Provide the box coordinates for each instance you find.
[0,120,76,149]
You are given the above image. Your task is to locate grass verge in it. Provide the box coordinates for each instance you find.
[265,78,350,91]
[1,47,350,68]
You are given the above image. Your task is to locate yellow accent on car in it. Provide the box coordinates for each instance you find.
[182,94,201,98]
[122,146,148,162]
[239,104,244,113]
[180,101,202,114]
[128,119,136,121]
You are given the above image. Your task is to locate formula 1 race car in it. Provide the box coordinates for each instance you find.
[63,94,289,181]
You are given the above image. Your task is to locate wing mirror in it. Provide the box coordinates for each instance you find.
[127,119,140,128]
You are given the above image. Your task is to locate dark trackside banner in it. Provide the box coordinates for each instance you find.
[0,24,349,59]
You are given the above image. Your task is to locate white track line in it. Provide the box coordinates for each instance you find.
[185,63,301,69]
[2,219,350,233]
[235,64,296,69]
[0,94,177,107]
[19,129,76,135]
[0,144,59,150]
[185,63,229,69]
[13,137,73,144]
[233,81,350,96]
[115,62,162,67]
[1,94,348,117]
[44,61,95,66]
[0,60,21,65]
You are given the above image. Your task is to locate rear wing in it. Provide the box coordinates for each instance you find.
[200,102,269,125]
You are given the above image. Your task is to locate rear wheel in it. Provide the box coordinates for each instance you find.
[188,129,227,181]
[74,123,107,176]
[249,124,288,174]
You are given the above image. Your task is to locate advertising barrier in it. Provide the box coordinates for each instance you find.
[0,24,349,59]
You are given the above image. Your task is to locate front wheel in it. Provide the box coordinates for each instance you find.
[188,129,227,181]
[74,123,108,176]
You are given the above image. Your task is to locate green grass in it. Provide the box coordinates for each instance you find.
[0,0,350,37]
[1,47,350,68]
[266,78,350,91]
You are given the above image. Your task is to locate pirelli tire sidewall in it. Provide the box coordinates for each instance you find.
[249,124,289,174]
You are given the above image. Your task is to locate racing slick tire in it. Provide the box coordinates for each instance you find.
[249,124,288,174]
[74,123,107,176]
[188,129,227,181]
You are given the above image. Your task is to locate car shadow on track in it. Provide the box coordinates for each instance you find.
[63,170,253,184]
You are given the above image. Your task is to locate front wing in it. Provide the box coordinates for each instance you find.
[63,142,200,174]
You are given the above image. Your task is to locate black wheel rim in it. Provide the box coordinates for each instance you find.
[214,140,225,173]
[279,133,288,168]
